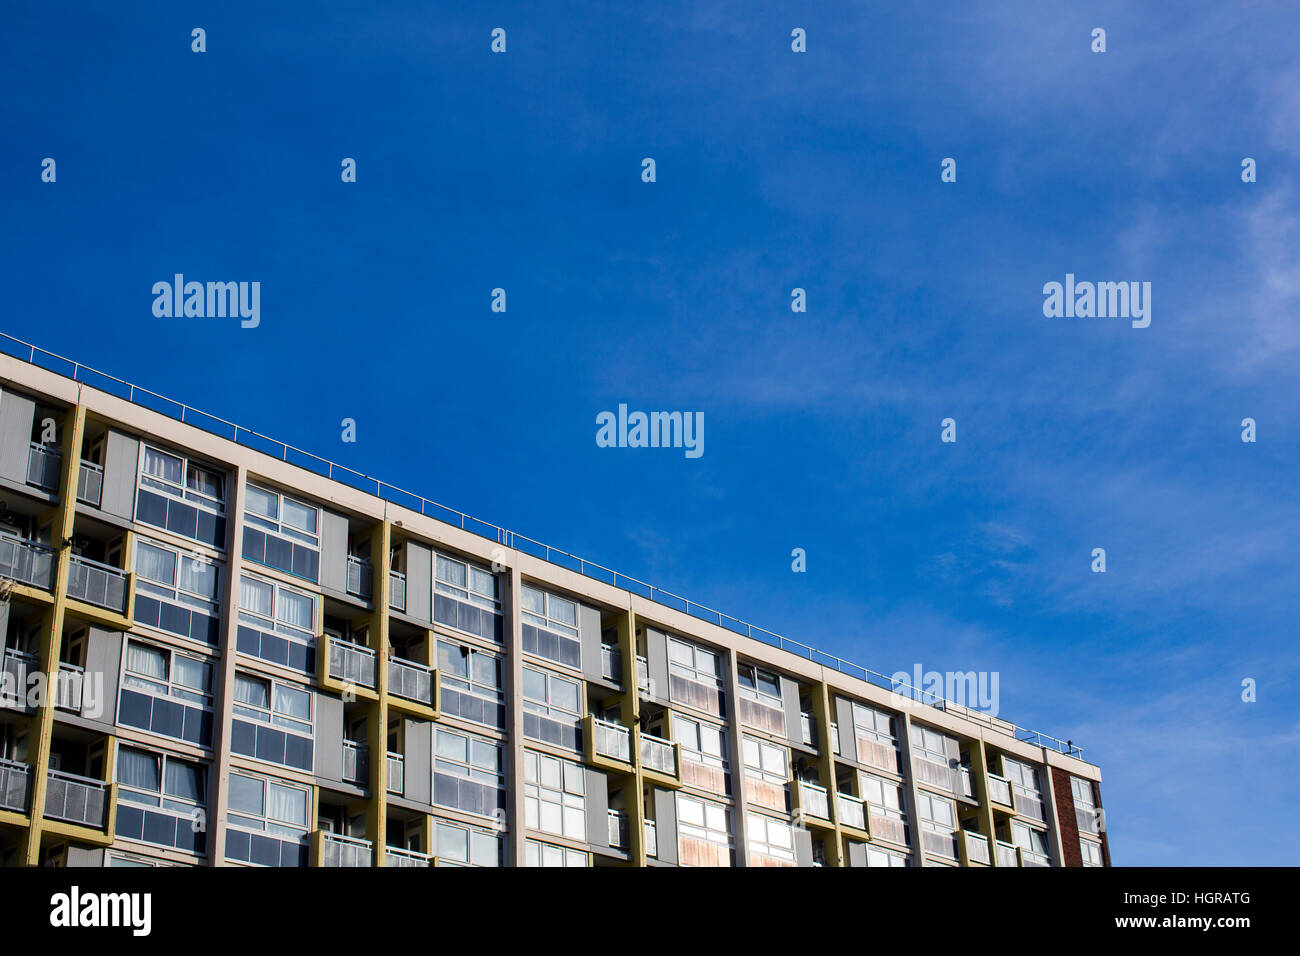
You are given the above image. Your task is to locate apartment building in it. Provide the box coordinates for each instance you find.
[0,338,1110,868]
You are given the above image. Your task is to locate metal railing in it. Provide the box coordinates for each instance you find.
[959,765,975,799]
[644,818,658,858]
[0,533,55,591]
[797,779,830,819]
[346,555,372,600]
[995,840,1019,867]
[386,752,404,795]
[607,809,628,849]
[388,655,435,706]
[799,711,816,747]
[962,829,991,865]
[54,661,84,712]
[327,639,377,689]
[1,648,36,709]
[0,331,1090,756]
[27,442,60,491]
[320,831,373,867]
[636,655,649,693]
[836,792,866,830]
[388,570,406,612]
[987,773,1013,806]
[592,717,631,763]
[1021,847,1051,867]
[77,460,103,506]
[0,758,32,813]
[342,739,367,785]
[43,768,109,829]
[640,731,676,776]
[386,846,432,867]
[66,553,129,613]
[600,644,622,683]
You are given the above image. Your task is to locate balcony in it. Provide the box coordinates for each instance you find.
[1,648,36,710]
[386,752,404,796]
[326,639,377,689]
[590,716,632,765]
[911,754,954,791]
[600,644,621,683]
[921,828,959,860]
[644,818,658,858]
[0,533,55,591]
[961,829,992,866]
[640,731,677,777]
[388,655,435,707]
[795,779,830,820]
[995,840,1019,867]
[43,768,110,829]
[27,442,61,492]
[77,460,103,507]
[636,655,649,693]
[342,739,368,785]
[987,773,1013,807]
[346,555,372,600]
[0,758,32,814]
[836,792,867,831]
[607,808,628,849]
[67,554,129,614]
[1021,847,1051,867]
[958,765,975,800]
[386,846,432,867]
[54,661,84,712]
[388,570,406,612]
[319,830,373,867]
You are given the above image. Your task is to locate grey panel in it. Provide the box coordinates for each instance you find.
[645,627,669,703]
[781,676,802,745]
[579,604,604,684]
[101,430,139,519]
[66,846,104,867]
[795,827,813,868]
[653,788,678,865]
[405,542,432,622]
[83,627,122,724]
[0,389,35,484]
[319,510,349,594]
[315,692,343,781]
[585,767,609,848]
[847,841,867,868]
[835,697,857,759]
[405,719,431,805]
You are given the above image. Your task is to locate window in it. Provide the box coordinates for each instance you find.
[230,673,313,772]
[667,637,724,715]
[676,794,732,867]
[737,663,781,700]
[241,483,320,583]
[747,812,796,866]
[522,665,582,750]
[437,640,505,728]
[434,728,504,818]
[133,537,221,645]
[1080,838,1103,867]
[520,584,581,669]
[115,746,206,854]
[860,772,909,846]
[524,839,588,867]
[865,844,909,867]
[236,572,317,673]
[851,702,899,772]
[136,445,227,549]
[910,724,956,790]
[523,750,586,840]
[736,662,786,734]
[1070,775,1096,809]
[118,639,214,747]
[742,735,789,812]
[1011,821,1051,864]
[916,791,958,859]
[675,713,729,795]
[1003,758,1046,822]
[433,552,502,642]
[225,771,310,867]
[435,820,501,867]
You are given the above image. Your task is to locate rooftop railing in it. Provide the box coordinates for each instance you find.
[0,331,1085,758]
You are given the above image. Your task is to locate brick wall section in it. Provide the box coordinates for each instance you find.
[1050,767,1083,867]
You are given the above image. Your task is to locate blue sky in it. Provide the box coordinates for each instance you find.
[3,2,1297,864]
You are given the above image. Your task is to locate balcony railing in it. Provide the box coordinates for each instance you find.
[386,846,432,867]
[796,779,830,819]
[0,533,55,591]
[958,765,975,799]
[43,768,109,829]
[644,818,658,858]
[640,731,676,776]
[1021,847,1051,867]
[636,655,649,693]
[962,829,992,866]
[67,553,129,613]
[327,639,377,689]
[321,831,373,867]
[836,792,866,831]
[388,570,406,612]
[388,656,435,706]
[342,739,368,785]
[592,717,631,764]
[0,758,32,814]
[54,661,84,712]
[346,555,373,600]
[1,648,36,709]
[27,442,60,491]
[799,711,816,747]
[77,460,103,506]
[995,840,1019,867]
[987,773,1013,807]
[607,809,628,849]
[921,828,959,860]
[600,644,622,683]
[386,752,404,795]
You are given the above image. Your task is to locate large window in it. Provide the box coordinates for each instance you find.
[135,445,226,549]
[524,839,588,867]
[117,639,214,747]
[225,771,310,867]
[133,536,221,645]
[242,483,320,583]
[742,735,789,813]
[115,746,206,854]
[522,665,582,750]
[230,673,313,772]
[736,662,785,734]
[434,727,504,818]
[434,551,502,642]
[521,584,581,669]
[909,724,956,791]
[435,820,501,867]
[667,637,724,715]
[1011,820,1051,865]
[1003,757,1045,822]
[236,572,317,673]
[916,791,958,859]
[523,750,586,840]
[437,640,504,729]
[746,812,796,866]
[851,702,899,772]
[1080,838,1103,867]
[675,713,729,795]
[864,844,909,867]
[676,794,732,867]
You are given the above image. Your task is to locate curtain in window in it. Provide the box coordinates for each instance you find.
[277,589,314,632]
[164,760,204,803]
[117,748,160,790]
[172,656,211,694]
[142,448,183,485]
[267,784,305,826]
[239,575,273,617]
[185,465,222,500]
[126,642,168,680]
[180,557,218,601]
[234,675,270,709]
[134,542,175,586]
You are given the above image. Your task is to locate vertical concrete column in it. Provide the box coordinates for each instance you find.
[366,521,392,866]
[895,711,926,867]
[1039,748,1067,867]
[968,739,999,865]
[812,679,844,866]
[619,608,647,866]
[503,563,525,866]
[721,647,750,866]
